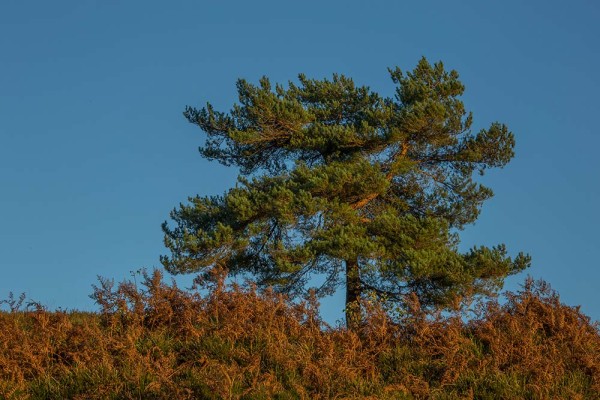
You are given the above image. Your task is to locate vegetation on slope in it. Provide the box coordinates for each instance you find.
[1,270,598,399]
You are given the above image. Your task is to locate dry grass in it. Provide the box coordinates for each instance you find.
[0,271,598,399]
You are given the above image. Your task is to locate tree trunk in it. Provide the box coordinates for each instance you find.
[345,258,361,331]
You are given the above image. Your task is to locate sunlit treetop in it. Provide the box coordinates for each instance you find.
[162,58,530,326]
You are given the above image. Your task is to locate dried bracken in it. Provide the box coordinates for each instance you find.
[0,271,598,399]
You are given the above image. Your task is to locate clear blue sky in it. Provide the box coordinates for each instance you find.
[1,1,598,324]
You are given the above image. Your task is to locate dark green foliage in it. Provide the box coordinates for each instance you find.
[161,58,530,321]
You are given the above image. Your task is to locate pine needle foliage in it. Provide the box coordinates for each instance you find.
[161,58,530,325]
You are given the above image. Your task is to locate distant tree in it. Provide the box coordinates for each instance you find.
[161,58,530,328]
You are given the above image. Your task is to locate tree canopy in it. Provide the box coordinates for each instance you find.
[161,58,530,327]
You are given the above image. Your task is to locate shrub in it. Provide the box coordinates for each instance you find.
[0,272,598,399]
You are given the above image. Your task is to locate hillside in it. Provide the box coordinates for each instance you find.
[1,270,598,399]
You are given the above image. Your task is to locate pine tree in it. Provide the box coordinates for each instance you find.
[161,58,530,328]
